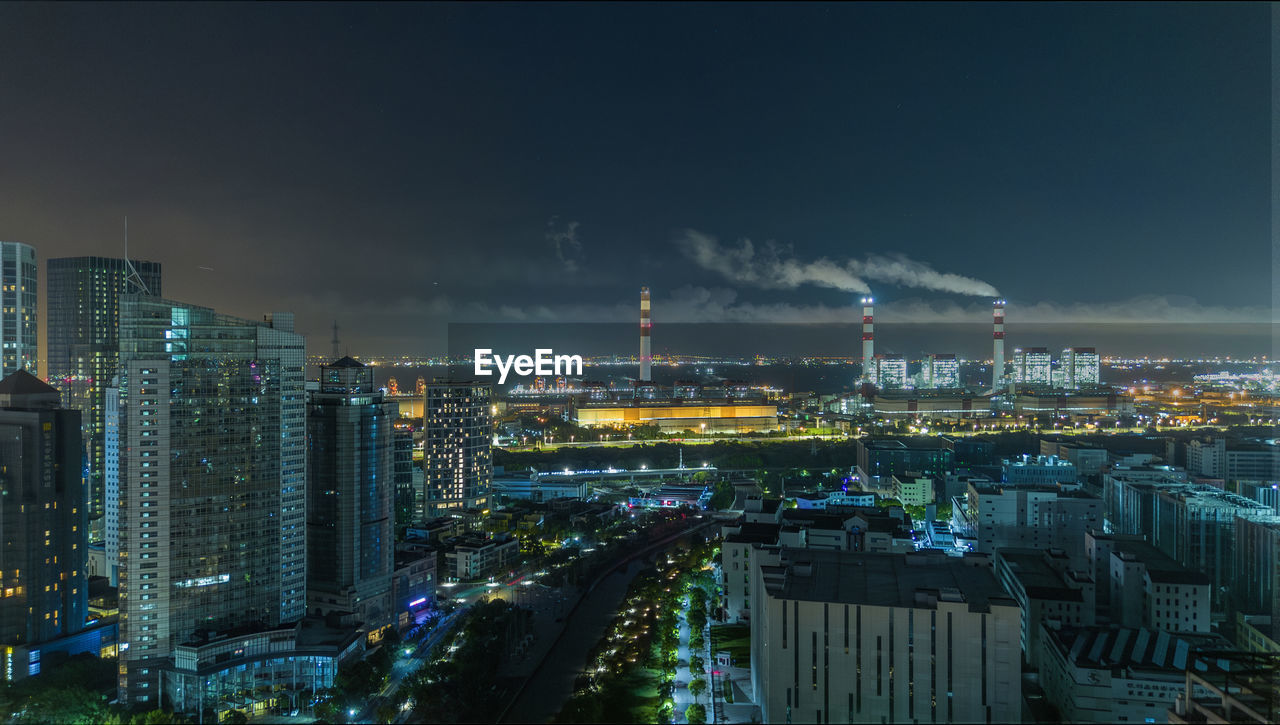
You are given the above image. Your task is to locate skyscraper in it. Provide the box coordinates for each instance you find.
[1061,347,1100,388]
[46,256,162,542]
[0,242,38,378]
[0,371,87,680]
[422,380,492,518]
[114,297,305,704]
[306,357,395,633]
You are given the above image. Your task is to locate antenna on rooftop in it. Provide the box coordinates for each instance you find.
[332,321,340,360]
[123,216,152,295]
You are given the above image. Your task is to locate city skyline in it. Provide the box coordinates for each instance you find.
[0,3,1270,356]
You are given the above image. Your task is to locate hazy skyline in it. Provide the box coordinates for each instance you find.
[0,3,1270,356]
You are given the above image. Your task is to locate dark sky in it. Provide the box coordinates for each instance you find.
[0,2,1270,356]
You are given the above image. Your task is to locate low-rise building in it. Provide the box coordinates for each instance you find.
[392,546,437,631]
[1041,625,1235,724]
[891,474,934,506]
[445,534,519,581]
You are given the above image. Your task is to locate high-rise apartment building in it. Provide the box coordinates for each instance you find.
[873,354,907,390]
[0,371,87,680]
[923,353,959,389]
[46,256,162,542]
[1061,347,1099,388]
[0,242,38,378]
[422,380,492,517]
[114,297,305,704]
[306,357,394,633]
[1014,347,1052,386]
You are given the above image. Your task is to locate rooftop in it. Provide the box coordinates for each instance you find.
[764,549,1014,613]
[1046,625,1233,673]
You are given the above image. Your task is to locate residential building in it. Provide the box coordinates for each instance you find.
[306,357,395,634]
[752,548,1021,724]
[115,297,306,705]
[423,380,492,517]
[1003,455,1078,486]
[0,371,88,680]
[1013,347,1051,386]
[1060,347,1100,388]
[46,256,162,542]
[0,242,37,378]
[922,353,959,389]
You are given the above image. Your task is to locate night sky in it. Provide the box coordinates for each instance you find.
[0,3,1270,356]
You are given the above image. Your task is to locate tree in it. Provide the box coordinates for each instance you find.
[685,703,708,724]
[222,711,249,725]
[688,677,707,705]
[688,654,705,676]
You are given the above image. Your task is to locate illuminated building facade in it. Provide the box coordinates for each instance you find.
[924,353,959,389]
[575,400,778,433]
[873,354,907,390]
[115,297,305,705]
[423,380,492,517]
[306,357,394,633]
[1061,347,1099,388]
[0,371,88,681]
[1014,347,1052,386]
[46,256,162,542]
[0,242,37,378]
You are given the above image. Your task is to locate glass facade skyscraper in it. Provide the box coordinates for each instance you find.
[0,242,37,378]
[46,256,162,542]
[114,296,304,705]
[306,357,394,632]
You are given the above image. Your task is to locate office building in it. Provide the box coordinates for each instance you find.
[0,242,37,377]
[891,474,934,506]
[993,548,1094,668]
[856,437,954,482]
[751,548,1021,724]
[1061,347,1100,388]
[392,421,418,526]
[114,297,305,705]
[46,256,162,542]
[0,371,88,680]
[922,353,959,389]
[422,380,493,517]
[953,481,1101,569]
[1233,515,1280,618]
[306,357,395,634]
[1013,347,1051,386]
[1187,438,1280,482]
[1002,455,1078,486]
[1152,487,1271,608]
[1103,537,1210,633]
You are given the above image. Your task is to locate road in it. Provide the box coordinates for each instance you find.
[350,608,466,724]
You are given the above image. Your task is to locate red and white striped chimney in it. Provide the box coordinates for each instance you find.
[639,287,652,382]
[992,298,1006,389]
[861,296,875,384]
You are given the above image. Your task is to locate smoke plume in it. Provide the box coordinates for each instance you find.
[676,229,999,297]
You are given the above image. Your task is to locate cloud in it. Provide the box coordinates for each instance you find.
[546,217,583,273]
[675,229,1000,297]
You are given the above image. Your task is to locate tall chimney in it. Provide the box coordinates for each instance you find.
[861,297,875,384]
[992,298,1006,390]
[639,287,652,382]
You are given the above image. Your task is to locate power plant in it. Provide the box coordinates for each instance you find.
[861,296,875,384]
[992,297,1006,391]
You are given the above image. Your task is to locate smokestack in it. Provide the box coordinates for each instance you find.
[640,286,652,382]
[861,297,875,384]
[992,298,1006,390]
